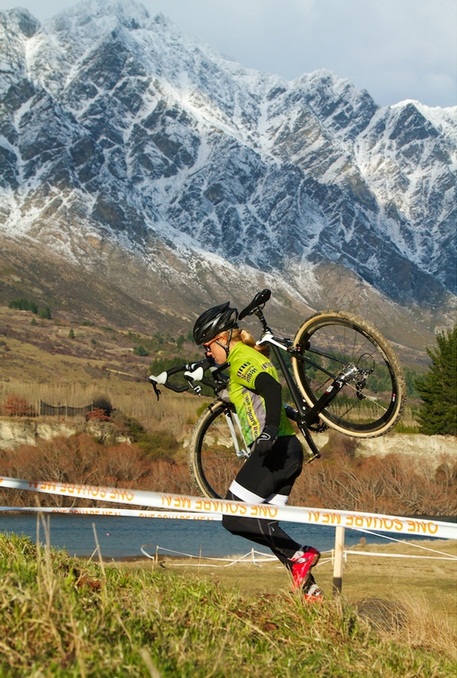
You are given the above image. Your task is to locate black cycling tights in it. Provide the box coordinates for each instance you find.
[222,435,304,566]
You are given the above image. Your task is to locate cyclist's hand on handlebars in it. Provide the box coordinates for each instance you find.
[184,365,205,382]
[254,425,278,456]
[184,358,214,382]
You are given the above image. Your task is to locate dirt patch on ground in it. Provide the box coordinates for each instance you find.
[356,597,407,632]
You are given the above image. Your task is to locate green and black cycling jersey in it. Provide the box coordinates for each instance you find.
[226,341,295,446]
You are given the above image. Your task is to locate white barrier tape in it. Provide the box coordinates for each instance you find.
[345,550,457,561]
[1,475,456,540]
[0,506,221,520]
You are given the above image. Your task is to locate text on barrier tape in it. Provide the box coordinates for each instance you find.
[1,475,456,539]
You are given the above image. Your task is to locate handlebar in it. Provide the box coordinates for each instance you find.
[149,358,229,400]
[149,363,197,393]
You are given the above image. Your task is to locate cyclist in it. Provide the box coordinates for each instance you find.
[193,301,323,600]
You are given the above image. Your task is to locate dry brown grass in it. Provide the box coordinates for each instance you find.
[0,377,201,434]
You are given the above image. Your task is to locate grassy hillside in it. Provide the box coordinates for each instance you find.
[0,532,456,676]
[0,305,169,384]
[0,304,205,429]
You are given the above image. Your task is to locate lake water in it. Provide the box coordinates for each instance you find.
[0,512,442,560]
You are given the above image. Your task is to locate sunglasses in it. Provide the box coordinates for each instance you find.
[203,336,225,354]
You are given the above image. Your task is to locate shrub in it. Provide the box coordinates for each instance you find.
[38,306,52,319]
[290,450,457,516]
[86,408,111,422]
[133,345,149,357]
[92,397,113,417]
[2,395,36,417]
[137,431,180,460]
[0,433,196,507]
[108,411,146,442]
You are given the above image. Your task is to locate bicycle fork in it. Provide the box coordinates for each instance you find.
[210,401,250,460]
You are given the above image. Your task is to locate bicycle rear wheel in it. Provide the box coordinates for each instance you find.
[292,311,406,437]
[189,401,250,499]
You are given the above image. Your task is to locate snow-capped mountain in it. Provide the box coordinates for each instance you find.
[0,1,455,347]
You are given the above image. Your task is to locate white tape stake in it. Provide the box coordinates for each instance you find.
[333,526,345,595]
[1,476,456,540]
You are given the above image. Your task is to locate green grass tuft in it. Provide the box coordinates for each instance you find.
[0,532,456,676]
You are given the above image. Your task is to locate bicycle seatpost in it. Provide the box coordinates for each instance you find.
[254,307,271,333]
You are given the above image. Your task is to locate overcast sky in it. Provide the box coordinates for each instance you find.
[1,0,456,107]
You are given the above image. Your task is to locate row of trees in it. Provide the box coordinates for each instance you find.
[9,298,52,319]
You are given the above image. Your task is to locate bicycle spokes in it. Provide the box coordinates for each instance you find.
[189,403,250,499]
[292,312,405,437]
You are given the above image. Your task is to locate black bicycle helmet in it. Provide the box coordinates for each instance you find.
[193,302,238,345]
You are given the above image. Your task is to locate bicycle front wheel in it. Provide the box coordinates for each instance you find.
[292,311,406,437]
[189,401,250,499]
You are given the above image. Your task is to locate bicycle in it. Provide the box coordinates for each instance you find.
[149,289,406,499]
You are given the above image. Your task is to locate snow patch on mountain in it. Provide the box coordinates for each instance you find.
[0,0,455,314]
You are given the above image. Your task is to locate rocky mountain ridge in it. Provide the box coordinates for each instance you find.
[0,0,455,353]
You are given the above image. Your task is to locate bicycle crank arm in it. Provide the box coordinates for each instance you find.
[298,423,322,462]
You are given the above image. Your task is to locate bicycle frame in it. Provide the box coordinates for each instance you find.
[250,312,345,462]
[242,287,385,461]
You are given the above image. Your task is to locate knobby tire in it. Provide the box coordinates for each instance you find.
[189,401,248,499]
[292,311,406,437]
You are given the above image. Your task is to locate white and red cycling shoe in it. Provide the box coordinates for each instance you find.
[290,546,323,600]
[302,574,324,602]
[290,545,321,588]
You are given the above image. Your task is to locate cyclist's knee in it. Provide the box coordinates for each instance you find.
[223,490,255,535]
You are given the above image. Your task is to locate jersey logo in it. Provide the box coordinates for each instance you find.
[237,362,258,383]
